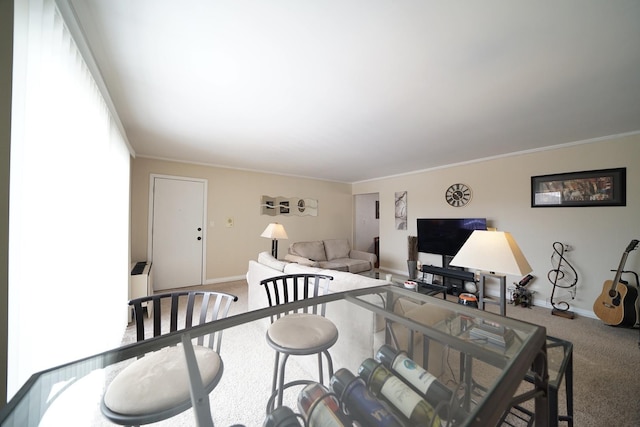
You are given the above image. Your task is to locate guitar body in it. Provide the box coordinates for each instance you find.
[593,280,638,326]
[594,239,639,326]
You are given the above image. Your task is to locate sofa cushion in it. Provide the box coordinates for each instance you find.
[317,269,387,293]
[283,262,325,276]
[290,241,327,261]
[317,258,370,274]
[318,261,349,272]
[258,251,287,272]
[323,239,351,260]
[284,253,320,267]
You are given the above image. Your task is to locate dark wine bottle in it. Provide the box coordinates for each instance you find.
[297,382,351,427]
[329,368,405,427]
[358,358,442,427]
[263,406,302,427]
[376,344,466,423]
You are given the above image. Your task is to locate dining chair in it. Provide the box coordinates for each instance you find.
[260,273,336,413]
[101,290,238,426]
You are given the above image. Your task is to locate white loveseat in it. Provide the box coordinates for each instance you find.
[246,252,390,373]
[283,239,376,273]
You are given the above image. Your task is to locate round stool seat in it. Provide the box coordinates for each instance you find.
[102,344,221,421]
[267,313,338,351]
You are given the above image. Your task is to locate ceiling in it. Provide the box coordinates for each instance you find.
[69,0,640,183]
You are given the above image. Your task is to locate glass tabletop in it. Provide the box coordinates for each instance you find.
[0,285,548,427]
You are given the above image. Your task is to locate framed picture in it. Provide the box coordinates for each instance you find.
[531,168,626,207]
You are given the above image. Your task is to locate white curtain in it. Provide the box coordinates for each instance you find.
[9,0,131,398]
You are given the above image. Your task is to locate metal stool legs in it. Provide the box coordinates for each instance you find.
[268,347,335,413]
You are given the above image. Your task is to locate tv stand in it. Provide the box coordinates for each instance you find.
[420,264,476,296]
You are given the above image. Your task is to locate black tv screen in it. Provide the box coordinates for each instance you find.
[417,218,487,257]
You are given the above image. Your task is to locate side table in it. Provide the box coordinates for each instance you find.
[523,335,573,426]
[478,272,508,316]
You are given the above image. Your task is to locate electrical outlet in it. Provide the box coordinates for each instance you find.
[226,217,234,227]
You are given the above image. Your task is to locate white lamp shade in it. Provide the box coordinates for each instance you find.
[261,223,288,240]
[449,230,532,276]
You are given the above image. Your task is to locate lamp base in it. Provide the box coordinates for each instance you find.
[271,239,278,259]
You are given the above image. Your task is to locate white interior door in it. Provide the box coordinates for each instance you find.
[150,176,206,290]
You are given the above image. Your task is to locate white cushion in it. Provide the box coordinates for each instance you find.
[103,344,221,415]
[268,313,338,350]
[258,251,287,271]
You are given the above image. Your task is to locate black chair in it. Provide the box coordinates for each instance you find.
[260,274,336,413]
[101,290,238,426]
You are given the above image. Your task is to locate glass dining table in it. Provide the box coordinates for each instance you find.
[0,285,549,426]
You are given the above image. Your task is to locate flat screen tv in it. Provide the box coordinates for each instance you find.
[417,218,487,257]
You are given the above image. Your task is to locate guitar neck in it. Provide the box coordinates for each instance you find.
[610,252,629,291]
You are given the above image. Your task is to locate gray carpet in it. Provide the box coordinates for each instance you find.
[101,280,640,426]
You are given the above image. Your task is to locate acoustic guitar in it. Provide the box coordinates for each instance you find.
[593,239,639,326]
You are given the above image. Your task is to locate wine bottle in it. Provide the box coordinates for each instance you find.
[376,344,466,423]
[263,406,302,427]
[329,368,405,427]
[358,358,442,427]
[297,382,351,427]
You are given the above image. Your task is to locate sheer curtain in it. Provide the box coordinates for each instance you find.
[9,0,131,398]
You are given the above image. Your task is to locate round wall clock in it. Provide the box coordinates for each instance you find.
[446,183,472,207]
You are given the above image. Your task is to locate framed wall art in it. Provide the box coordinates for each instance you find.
[260,195,318,216]
[531,168,626,207]
[395,191,407,230]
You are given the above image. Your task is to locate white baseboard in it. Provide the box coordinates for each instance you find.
[486,287,598,319]
[204,275,246,285]
[527,295,597,319]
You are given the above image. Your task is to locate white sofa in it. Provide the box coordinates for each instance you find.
[246,252,390,373]
[246,252,446,378]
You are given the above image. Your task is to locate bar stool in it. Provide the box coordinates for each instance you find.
[101,291,237,426]
[260,274,336,413]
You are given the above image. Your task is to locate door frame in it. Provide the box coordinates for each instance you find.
[147,174,208,286]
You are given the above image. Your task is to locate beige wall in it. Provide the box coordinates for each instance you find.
[353,135,640,316]
[130,158,353,283]
[132,137,639,316]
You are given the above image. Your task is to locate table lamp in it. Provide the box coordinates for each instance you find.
[261,223,288,259]
[450,230,532,315]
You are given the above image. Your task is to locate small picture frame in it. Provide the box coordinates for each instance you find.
[531,168,626,207]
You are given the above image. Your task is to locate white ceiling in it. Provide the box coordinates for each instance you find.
[69,0,640,183]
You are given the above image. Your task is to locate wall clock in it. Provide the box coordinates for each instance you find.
[446,183,472,207]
